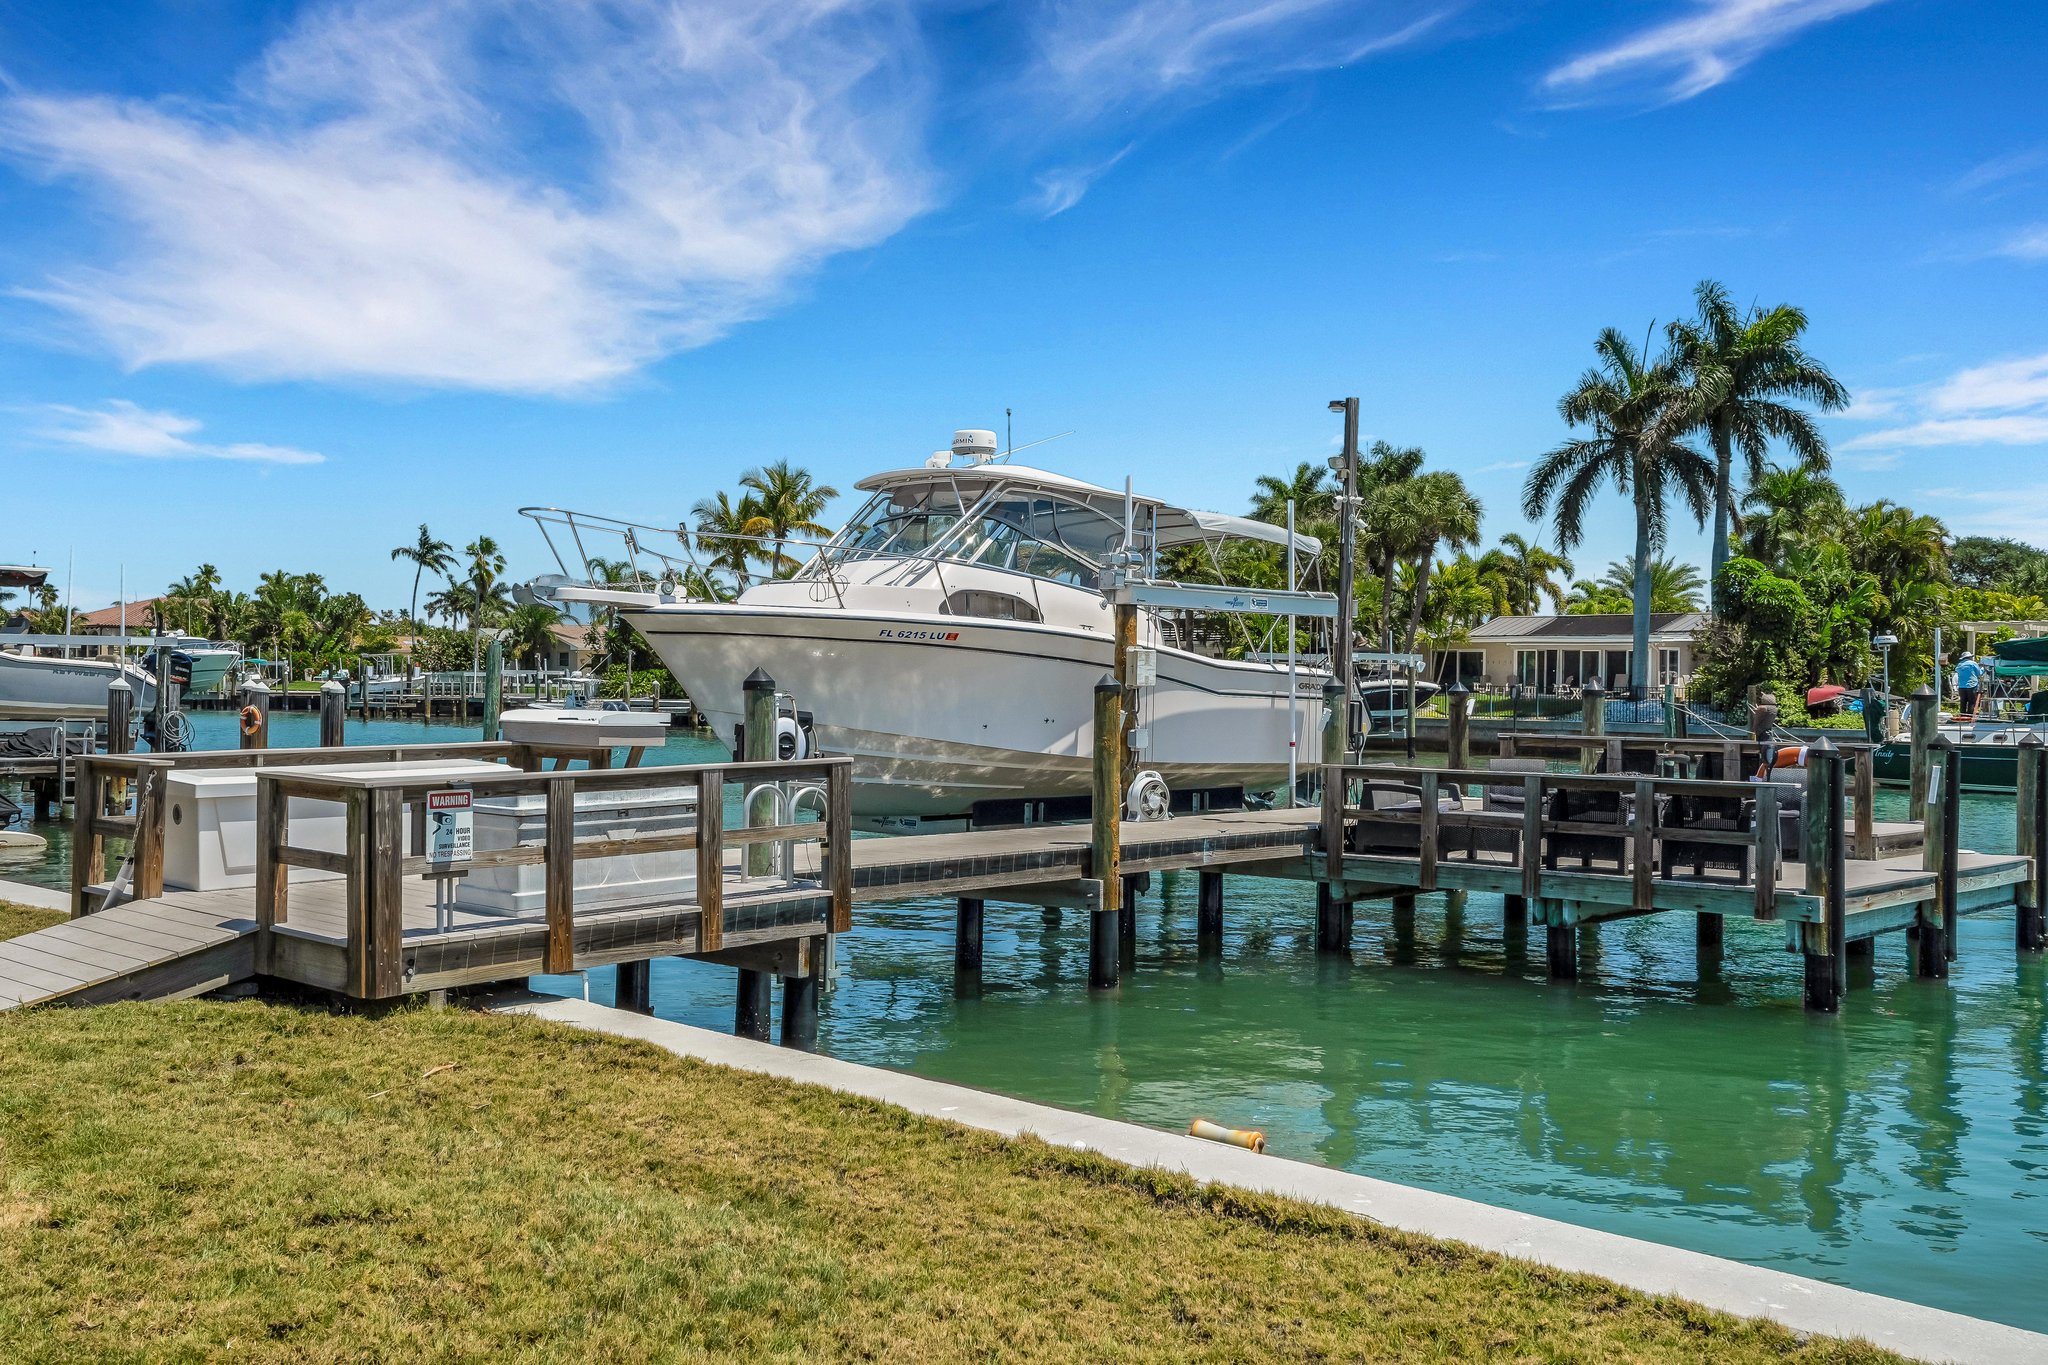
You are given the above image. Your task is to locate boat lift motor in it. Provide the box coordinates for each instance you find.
[734,693,816,762]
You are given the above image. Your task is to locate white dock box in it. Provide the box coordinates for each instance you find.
[163,759,512,892]
[454,781,699,917]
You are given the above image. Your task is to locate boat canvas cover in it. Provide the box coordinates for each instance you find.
[1992,637,2048,676]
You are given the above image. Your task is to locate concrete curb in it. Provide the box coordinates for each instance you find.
[491,993,2046,1365]
[0,879,69,912]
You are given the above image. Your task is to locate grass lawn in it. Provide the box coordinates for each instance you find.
[0,901,64,943]
[0,1004,1904,1363]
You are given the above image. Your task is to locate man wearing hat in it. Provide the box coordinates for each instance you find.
[1956,653,1984,719]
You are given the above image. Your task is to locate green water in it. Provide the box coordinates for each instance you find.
[6,717,2046,1331]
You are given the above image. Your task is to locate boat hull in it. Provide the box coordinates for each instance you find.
[0,652,156,721]
[1870,741,2019,792]
[628,604,1327,824]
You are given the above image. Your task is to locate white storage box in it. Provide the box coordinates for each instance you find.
[497,706,669,750]
[454,782,698,917]
[162,759,511,892]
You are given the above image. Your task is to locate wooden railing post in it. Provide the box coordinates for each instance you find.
[827,760,853,934]
[1520,775,1543,906]
[1850,747,1876,861]
[1800,740,1846,1011]
[1417,772,1439,892]
[1445,682,1471,785]
[1917,736,1953,978]
[1632,777,1655,911]
[543,775,575,975]
[696,767,725,953]
[1753,783,1781,919]
[1908,683,1938,825]
[254,774,288,975]
[1090,673,1124,991]
[2018,735,2047,952]
[344,790,373,997]
[70,756,100,916]
[368,787,405,996]
[133,763,169,902]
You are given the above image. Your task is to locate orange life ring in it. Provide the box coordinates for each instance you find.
[239,705,263,737]
[1754,745,1808,780]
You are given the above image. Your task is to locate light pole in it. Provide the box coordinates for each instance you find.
[1873,633,1899,702]
[1328,397,1360,758]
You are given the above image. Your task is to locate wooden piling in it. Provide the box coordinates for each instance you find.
[105,679,132,756]
[1197,870,1224,955]
[1908,683,1938,825]
[1545,919,1577,980]
[1662,682,1677,737]
[780,965,819,1050]
[1090,673,1123,990]
[1917,735,1955,978]
[1119,874,1140,965]
[318,680,346,749]
[482,636,504,741]
[1751,690,1779,741]
[2018,734,2047,952]
[955,897,984,994]
[743,669,777,878]
[1316,883,1351,952]
[1445,680,1471,783]
[616,959,653,1014]
[238,681,271,750]
[735,969,773,1040]
[1579,680,1605,771]
[1800,739,1846,1013]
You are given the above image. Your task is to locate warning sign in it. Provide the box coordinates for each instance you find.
[426,788,473,867]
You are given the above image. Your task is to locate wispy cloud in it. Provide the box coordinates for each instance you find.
[0,1,931,394]
[1543,0,1887,105]
[1027,144,1133,217]
[1033,1,1458,121]
[1840,351,2048,452]
[1949,147,2048,197]
[1912,484,2048,543]
[31,401,326,465]
[1995,225,2048,261]
[1475,458,1529,472]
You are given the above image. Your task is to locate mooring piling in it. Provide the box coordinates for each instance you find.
[481,636,504,740]
[1089,672,1123,990]
[955,896,984,996]
[1799,739,1847,1013]
[237,680,271,750]
[1197,870,1224,956]
[615,959,653,1015]
[735,969,774,1041]
[1917,735,1957,978]
[1909,683,1938,824]
[318,679,347,749]
[780,964,819,1050]
[2019,734,2048,952]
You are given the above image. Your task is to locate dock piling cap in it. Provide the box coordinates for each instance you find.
[1095,672,1121,693]
[743,667,776,692]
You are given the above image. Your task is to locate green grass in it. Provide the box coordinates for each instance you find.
[0,1004,1904,1363]
[0,901,64,943]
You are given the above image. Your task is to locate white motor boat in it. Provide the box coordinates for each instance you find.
[144,634,242,697]
[527,431,1331,828]
[0,648,157,723]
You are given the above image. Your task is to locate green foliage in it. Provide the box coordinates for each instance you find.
[1950,536,2048,594]
[1691,559,1813,707]
[600,662,680,699]
[410,627,475,673]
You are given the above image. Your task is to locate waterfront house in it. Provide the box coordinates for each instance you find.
[1433,612,1706,694]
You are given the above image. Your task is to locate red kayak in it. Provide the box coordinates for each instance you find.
[1806,684,1847,708]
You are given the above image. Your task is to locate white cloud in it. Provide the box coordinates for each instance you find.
[1033,1,1457,121]
[1996,225,2048,261]
[1949,147,2048,197]
[1027,145,1133,217]
[1840,351,2048,453]
[1475,458,1529,472]
[32,400,326,465]
[1543,0,1887,104]
[0,0,931,394]
[1913,485,2048,542]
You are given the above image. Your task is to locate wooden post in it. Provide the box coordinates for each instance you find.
[1696,911,1724,956]
[1546,918,1577,980]
[696,767,725,953]
[1445,680,1471,783]
[254,774,287,975]
[1580,680,1605,772]
[1800,739,1846,1012]
[955,897,984,995]
[1850,747,1877,862]
[735,968,772,1040]
[319,680,346,749]
[1672,688,1690,739]
[1662,681,1677,738]
[780,965,819,1050]
[239,680,271,750]
[543,775,575,975]
[1908,683,1938,825]
[1316,884,1351,952]
[133,764,168,903]
[743,668,777,879]
[1752,689,1779,741]
[2018,735,2047,952]
[1119,874,1140,965]
[105,679,132,757]
[69,756,99,916]
[1631,777,1655,911]
[616,960,653,1014]
[482,636,504,740]
[1753,782,1781,920]
[1197,870,1224,956]
[1940,738,1960,963]
[827,761,853,935]
[1090,673,1123,990]
[1917,735,1952,978]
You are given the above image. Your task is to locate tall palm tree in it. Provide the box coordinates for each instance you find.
[461,535,510,672]
[1669,280,1849,600]
[390,525,456,631]
[1523,327,1715,697]
[1491,533,1573,615]
[1397,471,1482,653]
[1356,440,1425,642]
[739,461,838,576]
[1593,555,1706,612]
[503,601,566,671]
[1249,462,1337,525]
[1738,462,1846,565]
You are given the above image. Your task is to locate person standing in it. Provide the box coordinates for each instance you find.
[1956,653,1983,719]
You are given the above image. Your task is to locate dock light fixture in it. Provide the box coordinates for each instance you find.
[1873,634,1899,703]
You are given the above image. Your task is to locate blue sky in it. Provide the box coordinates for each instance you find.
[2,0,2044,614]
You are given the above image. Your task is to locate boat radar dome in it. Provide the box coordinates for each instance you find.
[952,429,1000,463]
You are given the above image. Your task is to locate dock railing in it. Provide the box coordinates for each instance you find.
[1319,760,1851,919]
[251,756,853,998]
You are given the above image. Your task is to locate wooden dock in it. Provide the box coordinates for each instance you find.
[2,733,2042,1028]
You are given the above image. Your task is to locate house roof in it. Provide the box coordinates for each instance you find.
[76,597,167,631]
[550,622,594,646]
[1466,612,1707,642]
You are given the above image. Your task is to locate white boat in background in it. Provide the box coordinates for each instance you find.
[0,648,156,724]
[144,634,241,697]
[527,429,1331,828]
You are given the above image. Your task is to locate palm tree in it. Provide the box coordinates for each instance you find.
[1737,462,1846,565]
[1250,462,1337,525]
[390,525,456,632]
[1593,555,1706,612]
[1669,280,1849,600]
[1396,471,1482,653]
[739,461,838,577]
[461,536,511,673]
[1356,440,1426,642]
[692,491,768,593]
[1523,327,1715,697]
[1490,533,1573,615]
[502,601,566,671]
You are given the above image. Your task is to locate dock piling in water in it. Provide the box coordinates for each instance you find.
[237,681,270,750]
[1197,871,1224,955]
[1909,684,1938,825]
[2019,735,2047,952]
[319,680,346,749]
[955,897,984,996]
[1089,673,1123,991]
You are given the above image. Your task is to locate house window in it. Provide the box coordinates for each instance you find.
[1658,648,1681,686]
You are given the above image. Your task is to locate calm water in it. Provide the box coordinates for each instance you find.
[5,716,2046,1330]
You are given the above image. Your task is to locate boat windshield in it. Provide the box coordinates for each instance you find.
[830,484,1125,588]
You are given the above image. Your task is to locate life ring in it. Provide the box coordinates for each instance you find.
[1754,745,1808,779]
[238,705,263,737]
